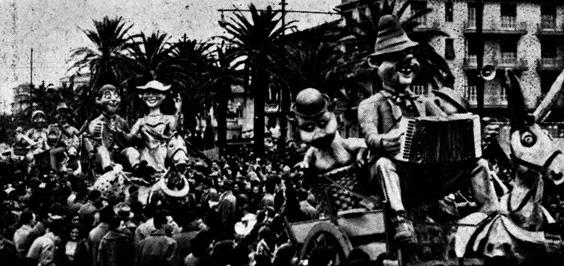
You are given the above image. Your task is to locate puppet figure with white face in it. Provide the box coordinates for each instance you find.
[294,88,366,173]
[124,80,177,176]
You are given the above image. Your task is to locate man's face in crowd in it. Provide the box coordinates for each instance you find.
[373,49,420,91]
[97,88,121,114]
[297,111,338,149]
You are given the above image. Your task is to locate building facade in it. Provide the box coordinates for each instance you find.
[339,0,564,134]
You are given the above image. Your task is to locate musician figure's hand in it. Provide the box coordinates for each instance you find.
[381,131,403,155]
[355,148,367,168]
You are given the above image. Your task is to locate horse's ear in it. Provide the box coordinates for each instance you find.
[503,70,528,131]
[533,69,564,123]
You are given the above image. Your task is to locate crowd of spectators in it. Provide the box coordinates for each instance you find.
[0,143,375,266]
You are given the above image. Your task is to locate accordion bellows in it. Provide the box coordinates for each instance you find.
[394,113,482,164]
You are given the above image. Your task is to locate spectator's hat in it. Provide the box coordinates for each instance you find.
[208,189,220,208]
[234,213,257,237]
[368,14,419,61]
[46,83,56,92]
[56,102,71,113]
[158,170,190,198]
[31,110,46,120]
[136,80,171,91]
[292,88,330,119]
[432,87,470,112]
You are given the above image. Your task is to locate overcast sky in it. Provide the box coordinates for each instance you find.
[0,0,341,112]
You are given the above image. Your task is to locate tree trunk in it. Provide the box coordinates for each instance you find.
[253,68,267,156]
[216,86,229,150]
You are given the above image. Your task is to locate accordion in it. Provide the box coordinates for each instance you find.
[394,113,482,164]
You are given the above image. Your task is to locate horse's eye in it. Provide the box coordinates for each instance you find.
[521,131,536,147]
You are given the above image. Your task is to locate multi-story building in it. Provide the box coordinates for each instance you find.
[338,0,564,138]
[338,0,564,120]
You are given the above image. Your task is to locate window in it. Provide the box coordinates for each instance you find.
[541,40,557,58]
[445,1,453,22]
[467,39,479,56]
[467,3,476,28]
[541,5,557,29]
[445,38,455,59]
[500,39,517,64]
[411,1,428,25]
[500,4,517,28]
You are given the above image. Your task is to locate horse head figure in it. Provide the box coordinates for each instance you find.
[456,70,564,262]
[502,69,564,229]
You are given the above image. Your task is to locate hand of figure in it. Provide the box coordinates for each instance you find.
[355,148,367,168]
[381,131,403,155]
[93,121,103,137]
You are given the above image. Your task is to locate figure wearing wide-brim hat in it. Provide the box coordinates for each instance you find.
[123,79,178,177]
[367,14,419,64]
[136,80,171,92]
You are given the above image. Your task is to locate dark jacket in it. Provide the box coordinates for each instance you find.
[98,230,134,266]
[135,229,177,266]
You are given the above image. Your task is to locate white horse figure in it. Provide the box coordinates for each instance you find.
[455,70,564,263]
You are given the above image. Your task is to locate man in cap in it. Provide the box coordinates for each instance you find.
[83,84,132,173]
[293,88,366,173]
[124,80,178,177]
[358,15,499,244]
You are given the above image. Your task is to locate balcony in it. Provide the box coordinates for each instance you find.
[537,57,564,72]
[462,85,508,107]
[537,19,564,37]
[265,102,280,114]
[463,56,527,71]
[464,20,527,37]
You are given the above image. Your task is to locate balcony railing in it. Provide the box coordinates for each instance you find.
[462,85,508,107]
[500,16,516,29]
[537,57,564,71]
[537,20,564,36]
[464,21,527,36]
[541,16,556,29]
[463,56,527,70]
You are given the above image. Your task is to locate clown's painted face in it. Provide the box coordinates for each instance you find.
[141,89,166,109]
[297,111,338,149]
[376,50,420,91]
[97,88,121,114]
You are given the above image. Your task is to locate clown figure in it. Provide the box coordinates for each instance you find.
[124,80,178,176]
[83,84,132,173]
[18,110,50,161]
[294,88,366,173]
[47,103,81,172]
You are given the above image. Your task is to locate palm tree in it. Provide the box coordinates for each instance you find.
[201,45,244,149]
[339,0,453,89]
[169,37,215,134]
[218,4,294,155]
[271,21,347,152]
[68,16,136,90]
